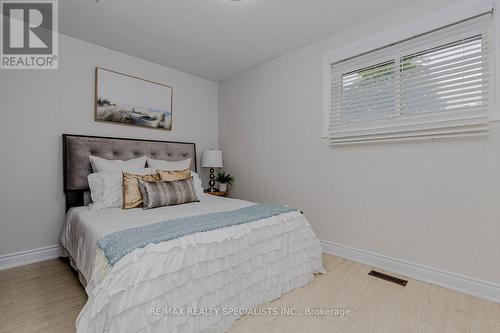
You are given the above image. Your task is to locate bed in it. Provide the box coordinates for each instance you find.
[60,134,324,333]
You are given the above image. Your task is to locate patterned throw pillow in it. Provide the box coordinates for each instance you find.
[156,169,191,181]
[138,177,199,209]
[122,172,160,209]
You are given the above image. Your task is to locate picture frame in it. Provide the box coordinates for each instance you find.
[94,67,173,130]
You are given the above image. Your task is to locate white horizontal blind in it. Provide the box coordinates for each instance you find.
[328,13,493,145]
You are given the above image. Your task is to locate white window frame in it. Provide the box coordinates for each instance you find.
[322,0,497,139]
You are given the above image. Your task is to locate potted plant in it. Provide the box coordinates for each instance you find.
[216,171,234,192]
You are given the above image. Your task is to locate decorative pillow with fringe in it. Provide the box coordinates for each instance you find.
[138,177,199,209]
[156,169,191,181]
[122,172,160,209]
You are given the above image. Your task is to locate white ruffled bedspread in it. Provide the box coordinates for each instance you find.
[76,210,324,333]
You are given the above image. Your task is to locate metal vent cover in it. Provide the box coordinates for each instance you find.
[368,270,408,286]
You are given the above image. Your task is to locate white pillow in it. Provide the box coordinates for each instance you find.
[147,157,191,171]
[190,171,205,200]
[88,173,106,209]
[88,168,156,209]
[89,155,147,173]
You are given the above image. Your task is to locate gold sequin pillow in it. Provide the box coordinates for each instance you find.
[157,169,191,182]
[122,172,160,209]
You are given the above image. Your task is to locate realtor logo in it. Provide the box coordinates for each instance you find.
[1,0,58,69]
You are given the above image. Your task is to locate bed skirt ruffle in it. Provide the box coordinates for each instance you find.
[77,211,324,333]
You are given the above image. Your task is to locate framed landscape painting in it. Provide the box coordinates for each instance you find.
[95,67,173,130]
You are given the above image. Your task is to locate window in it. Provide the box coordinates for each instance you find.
[325,13,493,145]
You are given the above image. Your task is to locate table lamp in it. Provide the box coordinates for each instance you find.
[201,150,222,192]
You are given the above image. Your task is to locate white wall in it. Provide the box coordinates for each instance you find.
[220,0,500,285]
[0,34,219,256]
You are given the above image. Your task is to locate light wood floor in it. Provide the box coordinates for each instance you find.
[1,254,499,333]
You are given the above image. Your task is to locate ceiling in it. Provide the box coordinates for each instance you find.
[59,0,416,82]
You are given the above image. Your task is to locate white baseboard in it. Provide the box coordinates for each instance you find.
[2,241,498,304]
[321,240,500,304]
[0,245,61,270]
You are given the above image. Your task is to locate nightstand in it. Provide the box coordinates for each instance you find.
[204,190,228,197]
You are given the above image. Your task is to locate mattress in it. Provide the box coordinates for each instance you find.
[60,194,324,332]
[60,194,255,286]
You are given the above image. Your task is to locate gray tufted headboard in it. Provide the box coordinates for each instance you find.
[63,134,196,210]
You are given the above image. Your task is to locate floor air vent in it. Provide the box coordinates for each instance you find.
[368,270,408,286]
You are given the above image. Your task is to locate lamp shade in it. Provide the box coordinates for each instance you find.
[201,150,223,168]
